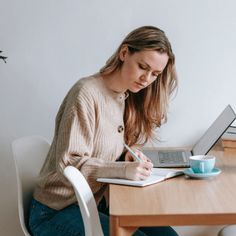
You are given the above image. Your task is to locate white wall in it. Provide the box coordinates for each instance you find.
[0,0,235,235]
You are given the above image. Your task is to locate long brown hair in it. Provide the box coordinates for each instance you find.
[100,26,177,146]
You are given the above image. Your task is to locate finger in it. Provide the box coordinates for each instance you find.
[139,171,152,180]
[140,152,153,163]
[138,166,152,177]
[124,152,136,162]
[146,157,153,163]
[134,150,147,162]
[132,171,147,181]
[141,161,153,170]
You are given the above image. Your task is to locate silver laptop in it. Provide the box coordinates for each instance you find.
[143,105,236,167]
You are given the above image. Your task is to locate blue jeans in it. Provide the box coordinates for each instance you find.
[29,198,179,236]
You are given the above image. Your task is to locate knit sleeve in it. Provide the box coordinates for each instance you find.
[56,87,128,193]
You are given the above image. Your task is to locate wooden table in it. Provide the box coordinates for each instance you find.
[109,148,236,236]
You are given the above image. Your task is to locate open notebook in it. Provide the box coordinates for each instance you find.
[97,168,183,187]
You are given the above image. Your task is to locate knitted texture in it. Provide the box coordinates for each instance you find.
[34,74,129,210]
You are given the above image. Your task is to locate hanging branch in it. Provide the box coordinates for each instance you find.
[0,51,7,63]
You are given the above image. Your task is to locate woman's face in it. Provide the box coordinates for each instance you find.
[119,46,169,93]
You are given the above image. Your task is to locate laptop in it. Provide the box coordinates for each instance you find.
[143,104,236,168]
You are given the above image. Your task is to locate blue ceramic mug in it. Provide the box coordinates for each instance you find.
[189,155,215,173]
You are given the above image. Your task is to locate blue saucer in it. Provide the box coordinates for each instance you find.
[183,168,221,179]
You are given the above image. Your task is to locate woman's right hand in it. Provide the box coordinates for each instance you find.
[125,161,153,181]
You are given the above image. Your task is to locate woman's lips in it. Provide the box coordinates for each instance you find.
[135,82,146,88]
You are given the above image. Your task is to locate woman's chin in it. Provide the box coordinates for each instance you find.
[128,84,143,93]
[128,88,141,93]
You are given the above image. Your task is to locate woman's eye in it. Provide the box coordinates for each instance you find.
[139,64,147,70]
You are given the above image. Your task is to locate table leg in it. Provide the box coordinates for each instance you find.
[110,215,137,236]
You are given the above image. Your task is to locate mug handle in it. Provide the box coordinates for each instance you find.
[200,162,205,173]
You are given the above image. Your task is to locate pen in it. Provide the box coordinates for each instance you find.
[124,143,142,162]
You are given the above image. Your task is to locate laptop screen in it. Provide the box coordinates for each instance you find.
[192,105,236,155]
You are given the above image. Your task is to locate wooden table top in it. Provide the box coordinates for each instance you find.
[109,148,236,226]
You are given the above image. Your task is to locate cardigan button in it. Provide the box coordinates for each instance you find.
[117,125,124,133]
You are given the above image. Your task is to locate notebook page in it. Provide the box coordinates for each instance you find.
[97,173,165,187]
[152,168,183,178]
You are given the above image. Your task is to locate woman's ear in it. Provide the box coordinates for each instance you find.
[119,44,129,62]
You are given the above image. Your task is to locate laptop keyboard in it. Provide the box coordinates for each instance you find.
[159,151,186,164]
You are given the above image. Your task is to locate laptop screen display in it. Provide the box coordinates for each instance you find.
[192,105,236,155]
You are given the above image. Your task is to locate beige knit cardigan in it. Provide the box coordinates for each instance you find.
[34,74,130,210]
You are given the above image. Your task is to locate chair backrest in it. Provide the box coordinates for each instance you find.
[218,225,236,236]
[64,166,104,236]
[12,135,50,235]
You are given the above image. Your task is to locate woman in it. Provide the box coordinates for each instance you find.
[29,26,178,236]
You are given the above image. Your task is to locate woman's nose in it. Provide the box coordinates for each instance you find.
[140,72,151,82]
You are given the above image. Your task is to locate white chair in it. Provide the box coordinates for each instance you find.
[63,166,104,236]
[12,135,50,236]
[218,225,236,236]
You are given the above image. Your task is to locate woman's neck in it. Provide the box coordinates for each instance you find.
[101,71,127,93]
